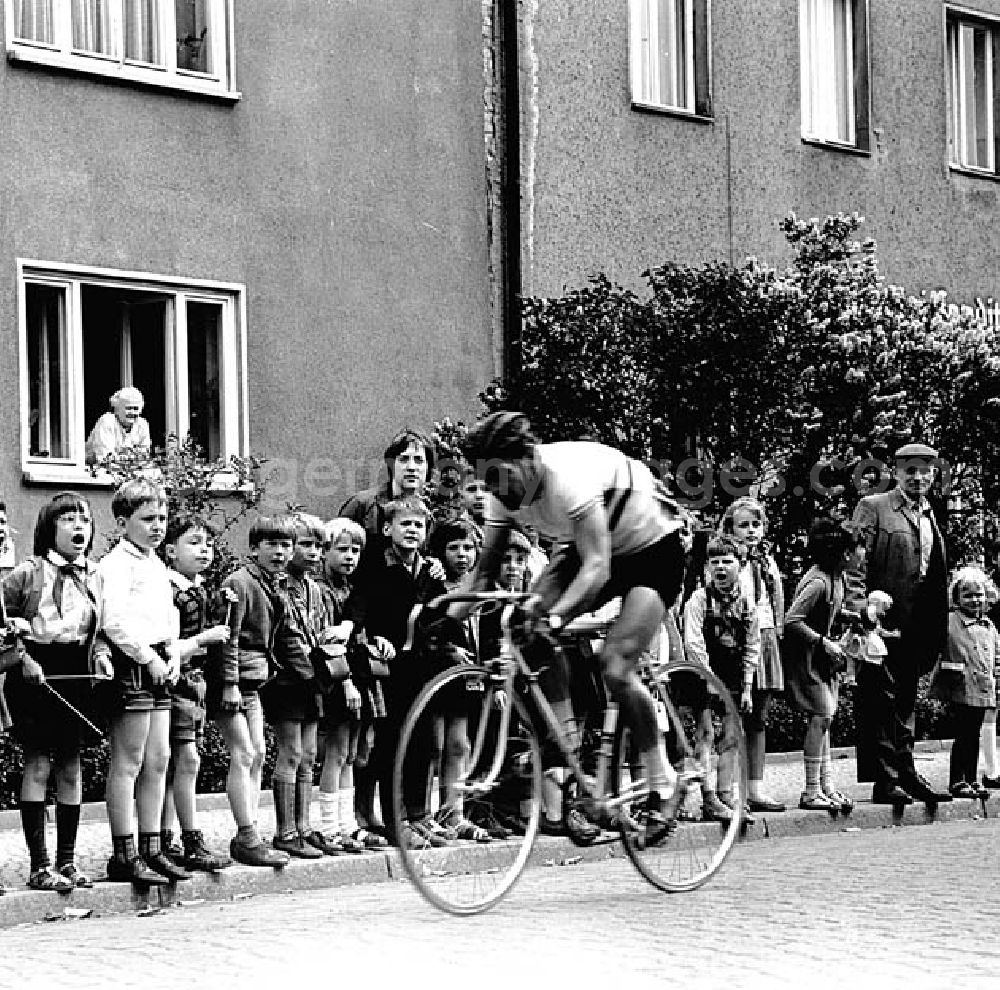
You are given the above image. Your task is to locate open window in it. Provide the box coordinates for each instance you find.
[947,8,1000,175]
[799,0,870,150]
[629,0,712,118]
[19,261,247,482]
[5,0,238,100]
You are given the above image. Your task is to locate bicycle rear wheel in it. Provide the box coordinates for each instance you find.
[612,660,746,892]
[391,664,542,915]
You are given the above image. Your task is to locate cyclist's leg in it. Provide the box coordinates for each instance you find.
[601,585,677,802]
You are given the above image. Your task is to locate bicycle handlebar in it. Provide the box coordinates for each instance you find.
[426,590,536,609]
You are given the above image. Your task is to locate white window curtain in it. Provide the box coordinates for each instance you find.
[633,0,694,111]
[72,0,115,55]
[125,0,163,64]
[14,0,54,44]
[950,21,994,170]
[800,0,855,144]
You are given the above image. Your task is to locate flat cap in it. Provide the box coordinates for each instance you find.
[894,442,938,460]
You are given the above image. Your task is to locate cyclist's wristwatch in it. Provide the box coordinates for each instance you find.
[547,613,564,632]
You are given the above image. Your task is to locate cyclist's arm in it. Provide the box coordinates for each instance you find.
[550,502,610,624]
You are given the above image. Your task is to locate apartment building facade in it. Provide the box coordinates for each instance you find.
[504,0,1000,321]
[0,0,494,544]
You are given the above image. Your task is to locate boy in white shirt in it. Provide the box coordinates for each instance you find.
[99,479,187,886]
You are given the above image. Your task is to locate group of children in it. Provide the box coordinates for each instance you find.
[3,470,1000,893]
[680,495,1000,819]
[0,475,542,892]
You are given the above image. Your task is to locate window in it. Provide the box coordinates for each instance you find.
[799,0,870,149]
[629,0,711,117]
[947,11,1000,174]
[5,0,238,100]
[18,261,247,481]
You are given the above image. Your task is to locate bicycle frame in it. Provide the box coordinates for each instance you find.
[441,594,655,817]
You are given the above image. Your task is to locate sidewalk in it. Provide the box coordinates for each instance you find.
[0,740,988,929]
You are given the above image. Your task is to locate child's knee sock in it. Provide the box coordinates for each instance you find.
[138,832,162,859]
[339,787,358,835]
[295,766,313,836]
[981,718,999,777]
[272,773,297,841]
[819,736,834,794]
[112,834,137,863]
[803,756,821,796]
[55,803,81,869]
[19,801,49,872]
[318,790,340,837]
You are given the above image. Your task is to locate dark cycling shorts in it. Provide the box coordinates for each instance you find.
[533,530,685,611]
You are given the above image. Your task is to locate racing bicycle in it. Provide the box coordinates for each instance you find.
[391,590,747,915]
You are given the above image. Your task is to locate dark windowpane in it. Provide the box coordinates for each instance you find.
[187,301,222,459]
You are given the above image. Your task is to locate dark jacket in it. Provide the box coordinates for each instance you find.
[213,563,287,687]
[846,487,948,673]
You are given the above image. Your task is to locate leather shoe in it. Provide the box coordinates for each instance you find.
[746,796,785,813]
[900,773,952,804]
[871,783,913,805]
[106,855,169,886]
[144,851,193,881]
[983,775,1000,789]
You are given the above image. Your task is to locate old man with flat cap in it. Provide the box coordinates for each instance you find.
[846,442,950,805]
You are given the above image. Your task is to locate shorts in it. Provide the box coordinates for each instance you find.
[261,677,321,724]
[205,679,263,721]
[534,530,685,612]
[108,642,172,713]
[170,694,207,744]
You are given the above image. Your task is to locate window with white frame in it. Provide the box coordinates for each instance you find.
[5,0,238,99]
[19,262,247,480]
[629,0,711,117]
[799,0,870,148]
[948,11,999,173]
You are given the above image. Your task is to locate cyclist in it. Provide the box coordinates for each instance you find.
[459,412,689,838]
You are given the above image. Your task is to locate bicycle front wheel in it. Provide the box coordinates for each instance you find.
[612,660,746,893]
[391,664,542,915]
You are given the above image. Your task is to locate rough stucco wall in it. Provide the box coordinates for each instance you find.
[523,0,1000,306]
[0,0,492,542]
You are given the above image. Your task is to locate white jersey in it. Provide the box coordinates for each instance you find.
[485,441,682,556]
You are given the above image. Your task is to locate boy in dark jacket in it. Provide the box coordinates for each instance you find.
[357,496,448,846]
[208,516,297,867]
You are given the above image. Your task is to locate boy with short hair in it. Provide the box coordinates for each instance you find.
[100,479,187,885]
[159,512,233,871]
[264,512,325,859]
[360,496,449,845]
[683,535,760,823]
[208,516,298,867]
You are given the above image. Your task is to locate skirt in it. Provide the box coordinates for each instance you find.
[754,627,784,692]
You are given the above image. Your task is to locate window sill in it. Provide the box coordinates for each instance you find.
[801,137,871,158]
[949,163,1000,183]
[22,464,251,495]
[22,465,116,488]
[7,45,241,103]
[630,100,713,125]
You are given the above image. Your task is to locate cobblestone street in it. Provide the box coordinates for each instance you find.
[4,814,999,990]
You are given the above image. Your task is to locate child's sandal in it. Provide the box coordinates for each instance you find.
[450,817,492,843]
[823,789,854,813]
[798,791,837,812]
[27,867,74,892]
[58,863,94,888]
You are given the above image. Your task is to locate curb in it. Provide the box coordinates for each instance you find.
[0,791,989,929]
[0,740,957,830]
[763,738,952,766]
